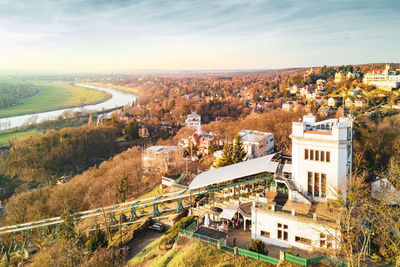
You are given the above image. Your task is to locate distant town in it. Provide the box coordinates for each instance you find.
[0,63,399,266]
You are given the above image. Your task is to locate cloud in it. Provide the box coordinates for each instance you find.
[0,0,399,72]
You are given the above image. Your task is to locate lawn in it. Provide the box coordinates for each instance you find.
[0,131,37,145]
[0,83,111,118]
[127,238,271,267]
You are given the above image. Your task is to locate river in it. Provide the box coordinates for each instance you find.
[0,84,137,130]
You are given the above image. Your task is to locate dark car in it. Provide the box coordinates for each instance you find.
[148,222,164,232]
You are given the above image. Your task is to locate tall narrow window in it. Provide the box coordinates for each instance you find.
[321,174,326,198]
[315,150,319,161]
[320,151,325,162]
[305,149,309,160]
[278,223,288,241]
[314,173,320,197]
[310,150,314,160]
[326,151,330,162]
[307,172,313,195]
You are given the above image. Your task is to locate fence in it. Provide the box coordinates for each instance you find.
[238,247,280,265]
[180,223,344,266]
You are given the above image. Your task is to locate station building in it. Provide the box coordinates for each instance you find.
[188,113,354,252]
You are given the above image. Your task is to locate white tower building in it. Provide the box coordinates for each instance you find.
[290,113,353,202]
[186,112,201,133]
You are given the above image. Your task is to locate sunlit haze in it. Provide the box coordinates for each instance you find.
[1,0,399,73]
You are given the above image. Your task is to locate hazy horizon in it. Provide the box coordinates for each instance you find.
[1,0,399,73]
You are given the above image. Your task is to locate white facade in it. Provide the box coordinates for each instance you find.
[239,130,274,159]
[186,112,201,132]
[363,64,400,90]
[251,204,339,251]
[291,114,353,202]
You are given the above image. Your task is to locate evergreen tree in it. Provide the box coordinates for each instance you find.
[216,143,234,168]
[59,208,77,241]
[233,134,246,163]
[86,227,108,252]
[125,120,139,141]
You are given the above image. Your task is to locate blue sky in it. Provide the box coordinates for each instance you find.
[0,0,399,73]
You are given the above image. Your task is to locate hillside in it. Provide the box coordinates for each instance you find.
[128,237,272,267]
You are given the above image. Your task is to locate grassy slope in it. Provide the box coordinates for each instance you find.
[85,82,140,95]
[127,238,272,267]
[0,83,111,118]
[0,131,35,145]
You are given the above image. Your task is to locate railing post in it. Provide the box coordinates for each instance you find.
[152,203,160,217]
[176,199,184,214]
[280,250,285,261]
[130,206,138,221]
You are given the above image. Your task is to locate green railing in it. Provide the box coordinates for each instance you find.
[306,255,324,265]
[285,252,307,265]
[220,244,234,254]
[179,222,335,266]
[238,248,280,265]
[185,221,197,231]
[322,256,347,267]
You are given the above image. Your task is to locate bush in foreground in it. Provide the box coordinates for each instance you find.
[247,239,268,256]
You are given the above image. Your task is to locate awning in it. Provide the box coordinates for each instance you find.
[219,206,238,220]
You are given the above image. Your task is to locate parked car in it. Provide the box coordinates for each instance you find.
[148,222,164,232]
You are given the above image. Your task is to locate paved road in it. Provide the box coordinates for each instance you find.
[125,228,166,261]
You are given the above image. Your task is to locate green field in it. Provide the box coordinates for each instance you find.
[0,131,34,145]
[0,83,111,118]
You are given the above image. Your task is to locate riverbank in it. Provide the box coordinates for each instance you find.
[0,83,111,119]
[0,84,137,130]
[83,82,140,95]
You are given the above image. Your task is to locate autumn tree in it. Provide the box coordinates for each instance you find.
[330,173,371,267]
[368,158,400,260]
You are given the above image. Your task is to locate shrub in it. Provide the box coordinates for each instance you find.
[86,227,108,252]
[247,239,268,255]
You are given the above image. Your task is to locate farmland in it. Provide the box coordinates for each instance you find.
[0,83,111,118]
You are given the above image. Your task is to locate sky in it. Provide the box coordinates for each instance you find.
[0,0,399,73]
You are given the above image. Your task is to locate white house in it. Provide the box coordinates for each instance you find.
[371,178,400,205]
[239,130,274,159]
[328,97,342,107]
[282,102,294,111]
[363,64,400,91]
[186,112,201,132]
[345,98,353,107]
[251,202,339,250]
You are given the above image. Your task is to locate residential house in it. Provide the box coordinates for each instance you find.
[328,97,342,107]
[139,126,150,138]
[363,64,400,91]
[142,146,182,175]
[239,130,275,159]
[354,99,366,107]
[344,98,353,107]
[186,112,201,132]
[371,178,400,205]
[334,72,345,83]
